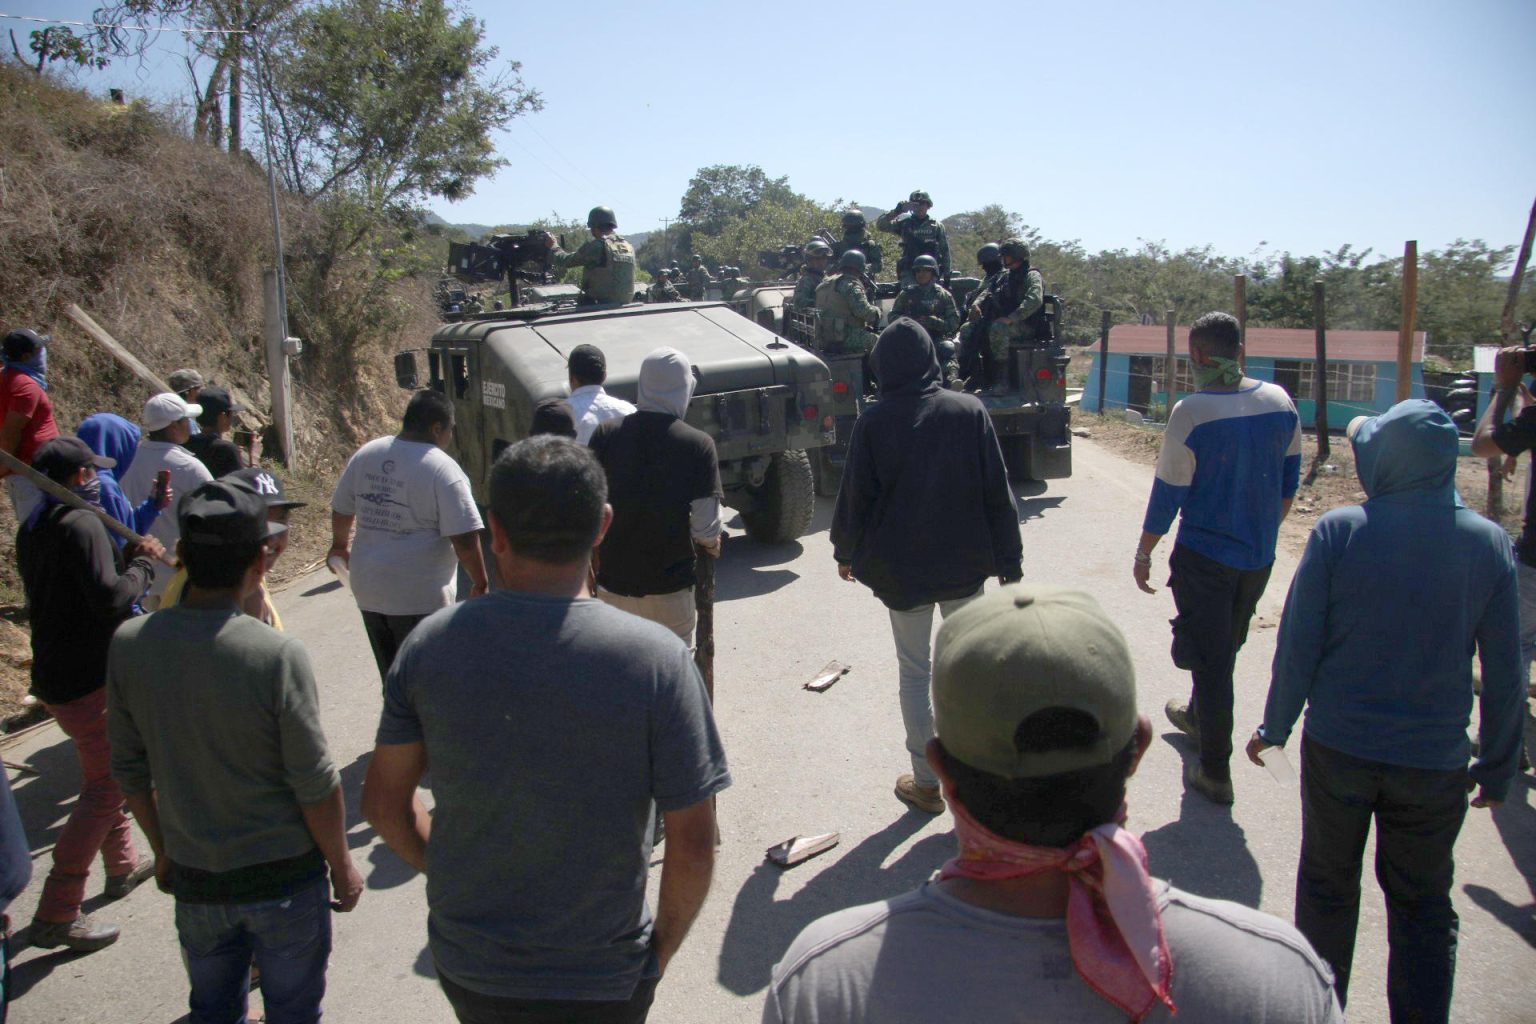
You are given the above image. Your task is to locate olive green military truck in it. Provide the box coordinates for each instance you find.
[394,300,836,544]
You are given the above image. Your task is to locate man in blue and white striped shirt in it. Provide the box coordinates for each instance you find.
[1133,312,1301,804]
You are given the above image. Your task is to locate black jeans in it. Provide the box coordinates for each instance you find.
[360,611,429,686]
[1167,543,1273,782]
[439,973,658,1024]
[1296,736,1467,1023]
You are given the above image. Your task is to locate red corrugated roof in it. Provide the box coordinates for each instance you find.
[1107,325,1426,362]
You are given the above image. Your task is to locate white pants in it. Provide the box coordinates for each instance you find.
[887,587,984,788]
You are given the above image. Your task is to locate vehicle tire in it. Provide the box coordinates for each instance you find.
[1001,435,1034,483]
[740,450,816,543]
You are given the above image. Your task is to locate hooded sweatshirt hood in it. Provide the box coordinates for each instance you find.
[871,318,941,397]
[76,412,141,479]
[1350,399,1459,505]
[636,347,696,418]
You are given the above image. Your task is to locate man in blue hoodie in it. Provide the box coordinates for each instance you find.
[831,318,1022,815]
[1247,400,1522,1024]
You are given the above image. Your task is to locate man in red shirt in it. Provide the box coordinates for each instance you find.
[0,329,60,524]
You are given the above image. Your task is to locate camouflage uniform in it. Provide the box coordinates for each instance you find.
[791,267,824,309]
[686,263,714,301]
[550,234,636,306]
[814,272,880,354]
[875,211,950,284]
[648,277,681,303]
[830,232,883,276]
[891,280,959,340]
[956,265,1008,382]
[986,266,1045,362]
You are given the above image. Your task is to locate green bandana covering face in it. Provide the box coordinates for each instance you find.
[1194,354,1244,389]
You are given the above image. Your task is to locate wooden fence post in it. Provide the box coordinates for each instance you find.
[1396,240,1417,403]
[1313,280,1329,458]
[1234,274,1247,353]
[1098,310,1111,414]
[1163,311,1176,416]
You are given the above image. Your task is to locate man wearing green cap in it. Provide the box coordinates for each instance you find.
[765,585,1343,1024]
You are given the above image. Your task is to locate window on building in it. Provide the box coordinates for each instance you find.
[1149,356,1194,393]
[1271,360,1375,403]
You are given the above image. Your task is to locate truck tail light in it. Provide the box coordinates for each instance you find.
[1035,368,1052,380]
[1057,376,1066,387]
[832,380,849,395]
[802,405,818,420]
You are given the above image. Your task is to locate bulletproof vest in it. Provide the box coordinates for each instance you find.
[814,274,871,350]
[834,235,883,274]
[900,218,943,262]
[582,235,636,304]
[996,267,1049,339]
[899,282,943,316]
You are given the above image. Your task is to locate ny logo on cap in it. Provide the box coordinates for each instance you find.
[252,472,280,496]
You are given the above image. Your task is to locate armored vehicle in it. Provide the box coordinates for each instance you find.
[395,300,834,544]
[729,282,797,334]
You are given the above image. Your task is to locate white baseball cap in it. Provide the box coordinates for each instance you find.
[142,392,203,432]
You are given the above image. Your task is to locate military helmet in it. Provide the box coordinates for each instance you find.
[838,250,867,273]
[908,189,932,206]
[841,209,866,228]
[977,243,1002,264]
[657,268,672,279]
[692,253,704,262]
[1000,238,1031,262]
[587,205,618,229]
[912,254,939,274]
[805,240,832,258]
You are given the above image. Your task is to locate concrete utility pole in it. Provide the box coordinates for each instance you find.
[263,271,298,468]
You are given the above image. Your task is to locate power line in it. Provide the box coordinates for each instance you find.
[0,13,249,34]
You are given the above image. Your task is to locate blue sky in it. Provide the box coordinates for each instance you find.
[26,0,1536,260]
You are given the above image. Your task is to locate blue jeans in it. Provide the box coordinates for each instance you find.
[887,588,982,788]
[175,876,331,1024]
[1295,737,1467,1024]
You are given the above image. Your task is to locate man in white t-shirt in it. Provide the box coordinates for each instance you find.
[567,344,635,445]
[330,390,489,683]
[765,586,1343,1024]
[119,393,213,608]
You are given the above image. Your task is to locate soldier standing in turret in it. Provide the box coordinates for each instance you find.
[985,238,1045,384]
[790,241,833,309]
[956,242,1007,387]
[891,255,960,377]
[876,190,950,286]
[830,209,883,299]
[814,251,882,355]
[543,206,636,306]
[687,254,715,301]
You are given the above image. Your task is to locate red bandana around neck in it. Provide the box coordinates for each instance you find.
[937,796,1176,1022]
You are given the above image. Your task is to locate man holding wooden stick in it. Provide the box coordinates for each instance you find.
[18,437,164,952]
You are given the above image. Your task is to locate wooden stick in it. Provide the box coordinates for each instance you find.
[1163,311,1176,415]
[1097,310,1110,414]
[1396,241,1417,403]
[0,448,173,567]
[65,304,171,393]
[1313,281,1330,458]
[1234,274,1247,351]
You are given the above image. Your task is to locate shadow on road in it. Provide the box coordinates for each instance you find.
[1140,734,1264,908]
[10,734,83,856]
[715,814,952,996]
[716,536,804,603]
[301,579,344,597]
[5,943,90,1003]
[1466,768,1536,949]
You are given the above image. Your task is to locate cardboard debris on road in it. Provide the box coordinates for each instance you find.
[804,660,850,692]
[766,833,840,868]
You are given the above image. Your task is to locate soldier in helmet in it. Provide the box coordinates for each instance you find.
[956,242,1008,386]
[791,240,833,309]
[984,238,1046,381]
[891,254,960,376]
[876,189,950,286]
[815,250,882,355]
[686,254,715,301]
[830,209,884,281]
[543,206,637,306]
[721,267,745,300]
[648,268,682,303]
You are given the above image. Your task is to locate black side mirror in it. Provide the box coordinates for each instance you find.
[394,351,419,389]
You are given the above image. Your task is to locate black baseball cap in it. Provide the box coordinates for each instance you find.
[567,345,606,382]
[225,467,307,509]
[178,480,287,547]
[196,386,246,417]
[32,436,114,483]
[3,329,47,361]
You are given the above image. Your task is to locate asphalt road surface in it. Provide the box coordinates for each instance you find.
[5,438,1534,1023]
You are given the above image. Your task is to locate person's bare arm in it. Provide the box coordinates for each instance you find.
[362,742,431,873]
[0,410,28,478]
[123,789,171,892]
[652,798,717,976]
[448,530,489,596]
[1132,529,1163,594]
[299,787,364,911]
[329,511,354,567]
[1471,348,1526,458]
[1281,497,1294,520]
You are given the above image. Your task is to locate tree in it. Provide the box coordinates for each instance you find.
[678,165,797,237]
[8,26,109,74]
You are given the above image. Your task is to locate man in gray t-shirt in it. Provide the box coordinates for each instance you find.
[364,436,730,1023]
[766,587,1341,1024]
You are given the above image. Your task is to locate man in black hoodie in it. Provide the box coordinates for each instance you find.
[831,319,1023,814]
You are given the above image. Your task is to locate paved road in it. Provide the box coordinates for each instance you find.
[5,438,1534,1023]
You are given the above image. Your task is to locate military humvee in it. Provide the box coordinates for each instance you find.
[394,300,835,544]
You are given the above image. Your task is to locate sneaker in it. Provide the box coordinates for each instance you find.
[1164,699,1200,746]
[894,773,945,814]
[1183,762,1235,805]
[29,914,121,952]
[104,858,155,899]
